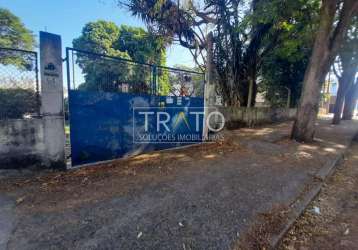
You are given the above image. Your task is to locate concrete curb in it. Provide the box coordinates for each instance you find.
[269,133,357,249]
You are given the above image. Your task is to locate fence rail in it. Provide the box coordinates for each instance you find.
[66,47,205,97]
[0,47,40,119]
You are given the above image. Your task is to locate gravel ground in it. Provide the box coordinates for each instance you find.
[0,119,357,250]
[279,140,358,250]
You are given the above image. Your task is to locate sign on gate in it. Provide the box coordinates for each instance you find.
[66,48,224,166]
[68,91,207,165]
[133,106,225,144]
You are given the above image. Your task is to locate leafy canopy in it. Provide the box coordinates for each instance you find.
[120,0,321,106]
[0,8,35,50]
[0,8,36,69]
[0,8,37,119]
[72,21,170,94]
[260,0,320,107]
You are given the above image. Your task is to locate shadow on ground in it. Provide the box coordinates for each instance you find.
[0,119,357,249]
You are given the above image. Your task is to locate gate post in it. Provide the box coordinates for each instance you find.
[40,31,66,169]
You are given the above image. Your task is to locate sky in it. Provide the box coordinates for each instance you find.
[0,0,195,67]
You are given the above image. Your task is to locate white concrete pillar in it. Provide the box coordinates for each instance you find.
[40,31,66,169]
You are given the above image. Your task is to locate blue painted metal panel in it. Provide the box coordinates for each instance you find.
[68,90,204,166]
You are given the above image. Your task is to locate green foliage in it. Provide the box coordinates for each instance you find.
[116,25,165,64]
[260,56,308,107]
[73,21,130,91]
[121,0,321,106]
[157,68,170,96]
[73,21,169,93]
[0,8,36,69]
[0,88,38,119]
[259,0,320,107]
[0,8,35,50]
[0,9,37,119]
[0,49,36,71]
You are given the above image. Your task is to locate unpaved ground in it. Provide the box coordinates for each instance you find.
[0,119,357,250]
[280,141,358,250]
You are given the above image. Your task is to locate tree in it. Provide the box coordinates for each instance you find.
[120,0,320,106]
[72,21,131,92]
[0,8,37,119]
[332,16,358,124]
[116,25,165,64]
[333,61,358,124]
[0,8,35,50]
[291,0,358,142]
[342,76,358,119]
[0,8,36,68]
[0,88,38,119]
[260,57,307,107]
[260,1,319,107]
[72,21,169,94]
[117,25,171,94]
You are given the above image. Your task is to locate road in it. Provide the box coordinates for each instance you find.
[1,119,357,249]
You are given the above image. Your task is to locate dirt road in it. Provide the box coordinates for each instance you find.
[1,119,357,249]
[280,140,358,250]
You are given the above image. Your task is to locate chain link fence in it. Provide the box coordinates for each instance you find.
[0,47,40,119]
[66,48,205,97]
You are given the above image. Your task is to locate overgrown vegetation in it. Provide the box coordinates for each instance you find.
[0,8,37,119]
[0,88,38,119]
[72,21,170,95]
[119,0,320,106]
[260,0,319,107]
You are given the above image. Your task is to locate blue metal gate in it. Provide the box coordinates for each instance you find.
[66,48,205,166]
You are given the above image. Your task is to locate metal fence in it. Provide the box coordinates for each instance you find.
[0,47,40,119]
[66,48,205,97]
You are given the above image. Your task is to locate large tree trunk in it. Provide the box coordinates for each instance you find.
[342,78,358,120]
[290,62,326,142]
[291,0,358,142]
[332,80,349,124]
[332,65,357,124]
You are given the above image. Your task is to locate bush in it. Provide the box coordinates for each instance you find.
[0,88,39,119]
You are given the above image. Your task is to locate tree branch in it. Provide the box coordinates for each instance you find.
[329,0,358,56]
